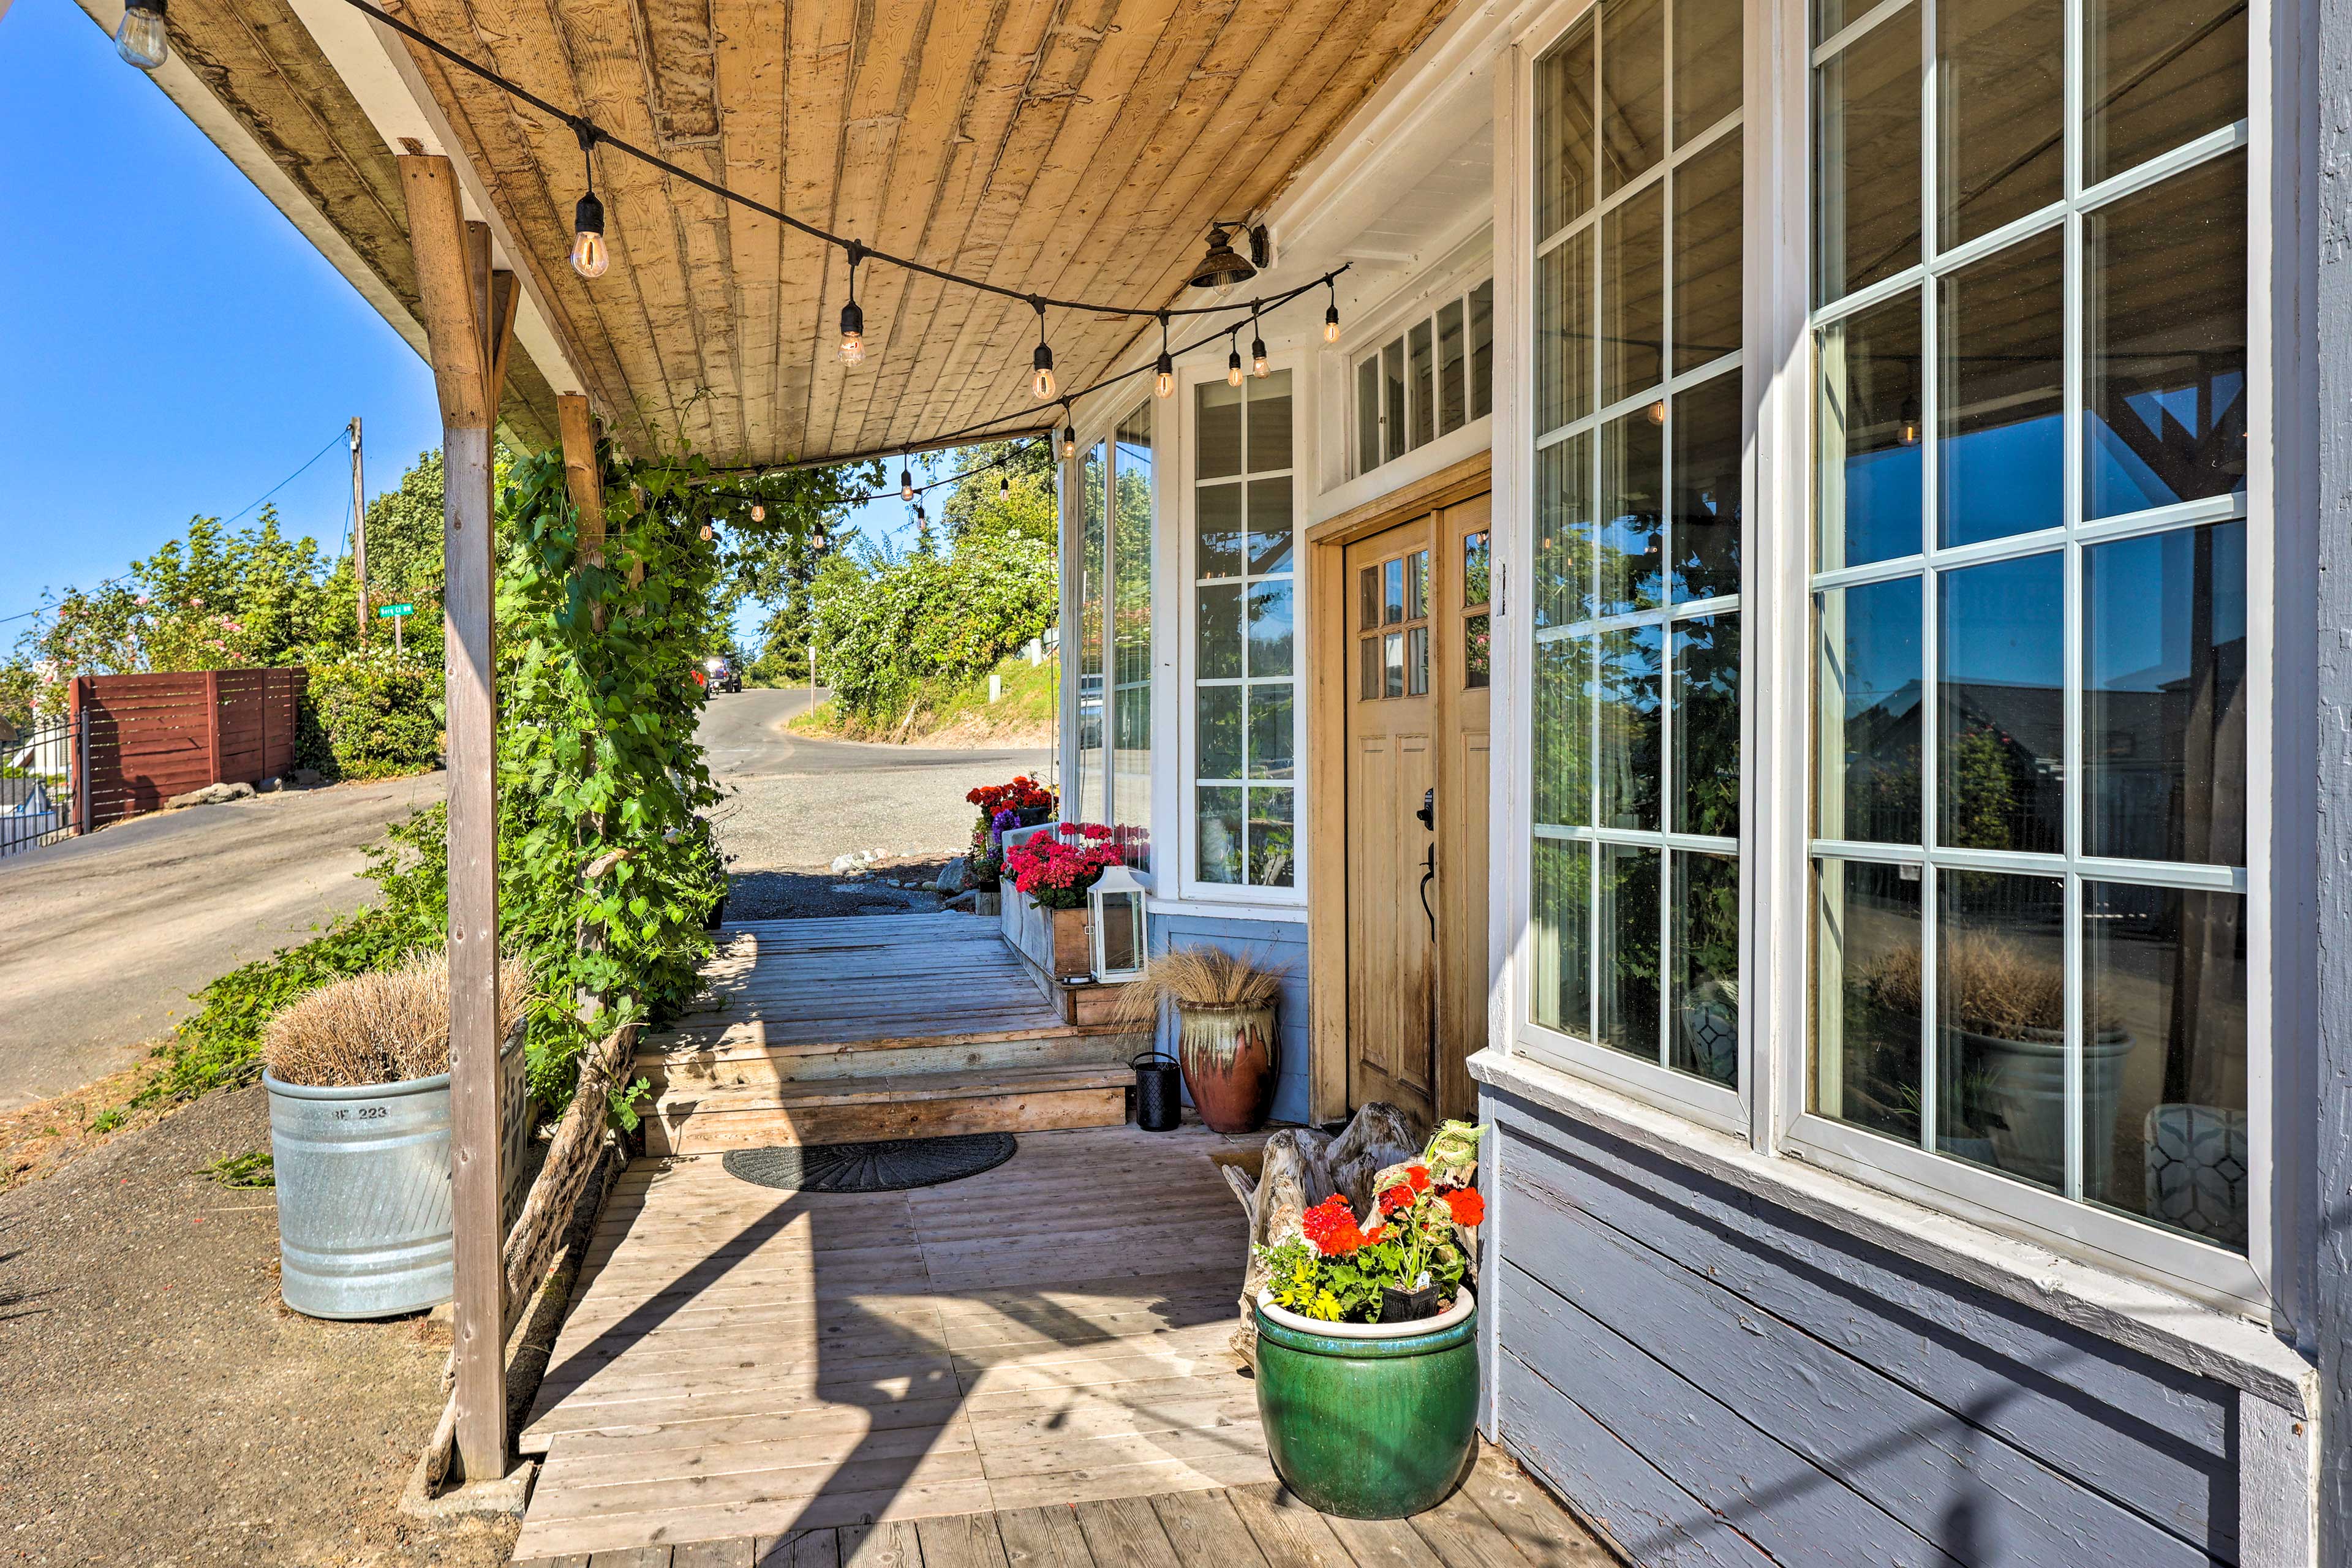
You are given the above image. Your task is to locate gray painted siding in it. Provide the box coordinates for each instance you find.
[1150,911,1313,1126]
[1483,1084,2239,1568]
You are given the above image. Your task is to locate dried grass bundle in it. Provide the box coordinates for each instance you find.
[265,952,533,1088]
[1856,934,2070,1036]
[1117,945,1290,1027]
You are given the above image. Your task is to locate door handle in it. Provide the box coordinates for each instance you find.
[1416,787,1434,831]
[1419,846,1436,940]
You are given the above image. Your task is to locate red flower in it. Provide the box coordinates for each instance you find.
[1300,1194,1368,1257]
[1378,1183,1414,1218]
[1441,1187,1486,1227]
[1361,1223,1387,1246]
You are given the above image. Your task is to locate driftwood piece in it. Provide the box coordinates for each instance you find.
[1223,1103,1418,1365]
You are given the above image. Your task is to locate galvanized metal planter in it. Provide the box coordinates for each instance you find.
[266,1033,529,1321]
[1253,1286,1479,1518]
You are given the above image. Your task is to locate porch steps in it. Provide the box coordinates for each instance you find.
[635,913,1145,1157]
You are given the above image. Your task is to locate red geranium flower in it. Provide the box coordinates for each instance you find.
[1300,1194,1368,1257]
[1378,1183,1414,1218]
[1441,1187,1486,1227]
[1406,1165,1431,1193]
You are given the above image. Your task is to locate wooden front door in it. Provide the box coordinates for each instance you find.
[1340,492,1493,1127]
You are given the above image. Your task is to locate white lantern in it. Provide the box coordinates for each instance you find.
[1090,864,1150,982]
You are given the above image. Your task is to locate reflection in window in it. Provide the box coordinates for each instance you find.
[1074,440,1108,824]
[1196,371,1295,888]
[1814,858,1926,1143]
[1817,576,1923,845]
[1938,552,2064,854]
[2084,883,2248,1248]
[1817,290,1923,570]
[1529,0,1744,1091]
[1357,281,1499,478]
[1936,870,2067,1188]
[1807,0,2256,1256]
[2085,521,2245,865]
[1939,229,2064,547]
[1111,405,1154,863]
[1672,851,1740,1085]
[2086,152,2248,520]
[1814,4,1922,305]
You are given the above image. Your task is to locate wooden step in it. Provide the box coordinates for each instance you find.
[643,1063,1132,1156]
[644,1030,1146,1092]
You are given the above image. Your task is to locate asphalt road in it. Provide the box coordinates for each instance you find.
[702,687,1051,916]
[0,687,1048,1109]
[0,771,444,1110]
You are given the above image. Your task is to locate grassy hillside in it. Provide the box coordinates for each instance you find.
[791,652,1057,744]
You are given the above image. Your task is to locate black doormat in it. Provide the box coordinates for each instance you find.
[720,1132,1017,1194]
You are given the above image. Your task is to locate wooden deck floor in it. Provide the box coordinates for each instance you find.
[512,1447,1618,1567]
[513,1123,1278,1559]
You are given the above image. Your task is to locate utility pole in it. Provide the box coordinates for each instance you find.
[350,416,368,639]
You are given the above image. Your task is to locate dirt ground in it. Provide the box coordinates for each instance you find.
[0,1084,517,1567]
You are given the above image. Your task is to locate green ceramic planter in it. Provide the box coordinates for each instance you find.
[1253,1287,1479,1519]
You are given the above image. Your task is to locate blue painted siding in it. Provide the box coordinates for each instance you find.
[1150,911,1313,1126]
[1482,1082,2238,1568]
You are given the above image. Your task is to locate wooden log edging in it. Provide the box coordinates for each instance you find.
[416,1020,637,1497]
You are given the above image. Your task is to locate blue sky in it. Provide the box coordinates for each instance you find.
[0,1,929,649]
[0,0,439,630]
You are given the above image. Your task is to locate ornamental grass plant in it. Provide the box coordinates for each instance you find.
[1115,944,1290,1026]
[264,951,533,1088]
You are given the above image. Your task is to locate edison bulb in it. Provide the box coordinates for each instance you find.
[838,330,865,366]
[116,0,168,69]
[1031,364,1057,401]
[1155,369,1175,398]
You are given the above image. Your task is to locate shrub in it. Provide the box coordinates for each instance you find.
[298,649,442,780]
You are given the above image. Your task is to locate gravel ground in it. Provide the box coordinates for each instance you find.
[699,688,1048,918]
[0,1084,516,1567]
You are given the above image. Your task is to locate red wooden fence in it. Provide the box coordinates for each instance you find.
[66,668,305,829]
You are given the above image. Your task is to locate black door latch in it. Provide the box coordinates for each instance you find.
[1416,787,1434,830]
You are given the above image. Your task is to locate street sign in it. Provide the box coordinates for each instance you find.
[377,603,416,617]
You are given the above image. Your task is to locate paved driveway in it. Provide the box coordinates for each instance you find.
[0,773,443,1110]
[0,688,1050,1110]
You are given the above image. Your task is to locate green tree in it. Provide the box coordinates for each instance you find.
[938,440,1057,548]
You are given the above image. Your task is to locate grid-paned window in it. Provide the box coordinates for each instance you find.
[1072,440,1108,824]
[1527,0,1745,1091]
[1196,371,1297,889]
[1807,0,2250,1252]
[1072,405,1157,865]
[1111,403,1155,865]
[1355,282,1497,479]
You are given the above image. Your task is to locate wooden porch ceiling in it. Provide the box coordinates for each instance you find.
[386,0,1463,464]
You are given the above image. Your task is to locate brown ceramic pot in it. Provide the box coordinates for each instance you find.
[1175,1001,1278,1133]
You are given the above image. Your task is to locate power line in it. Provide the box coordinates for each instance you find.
[0,423,357,628]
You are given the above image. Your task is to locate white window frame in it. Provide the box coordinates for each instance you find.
[1348,268,1500,483]
[1177,353,1312,911]
[1492,0,2281,1319]
[1499,0,1753,1138]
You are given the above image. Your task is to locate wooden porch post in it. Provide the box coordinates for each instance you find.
[557,394,608,633]
[399,152,518,1484]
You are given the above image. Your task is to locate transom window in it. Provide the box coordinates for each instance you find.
[1526,0,1746,1092]
[1355,282,1496,478]
[1806,0,2250,1255]
[1194,370,1297,889]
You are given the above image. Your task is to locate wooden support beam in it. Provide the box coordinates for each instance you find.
[399,151,513,1485]
[556,393,605,567]
[485,272,521,418]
